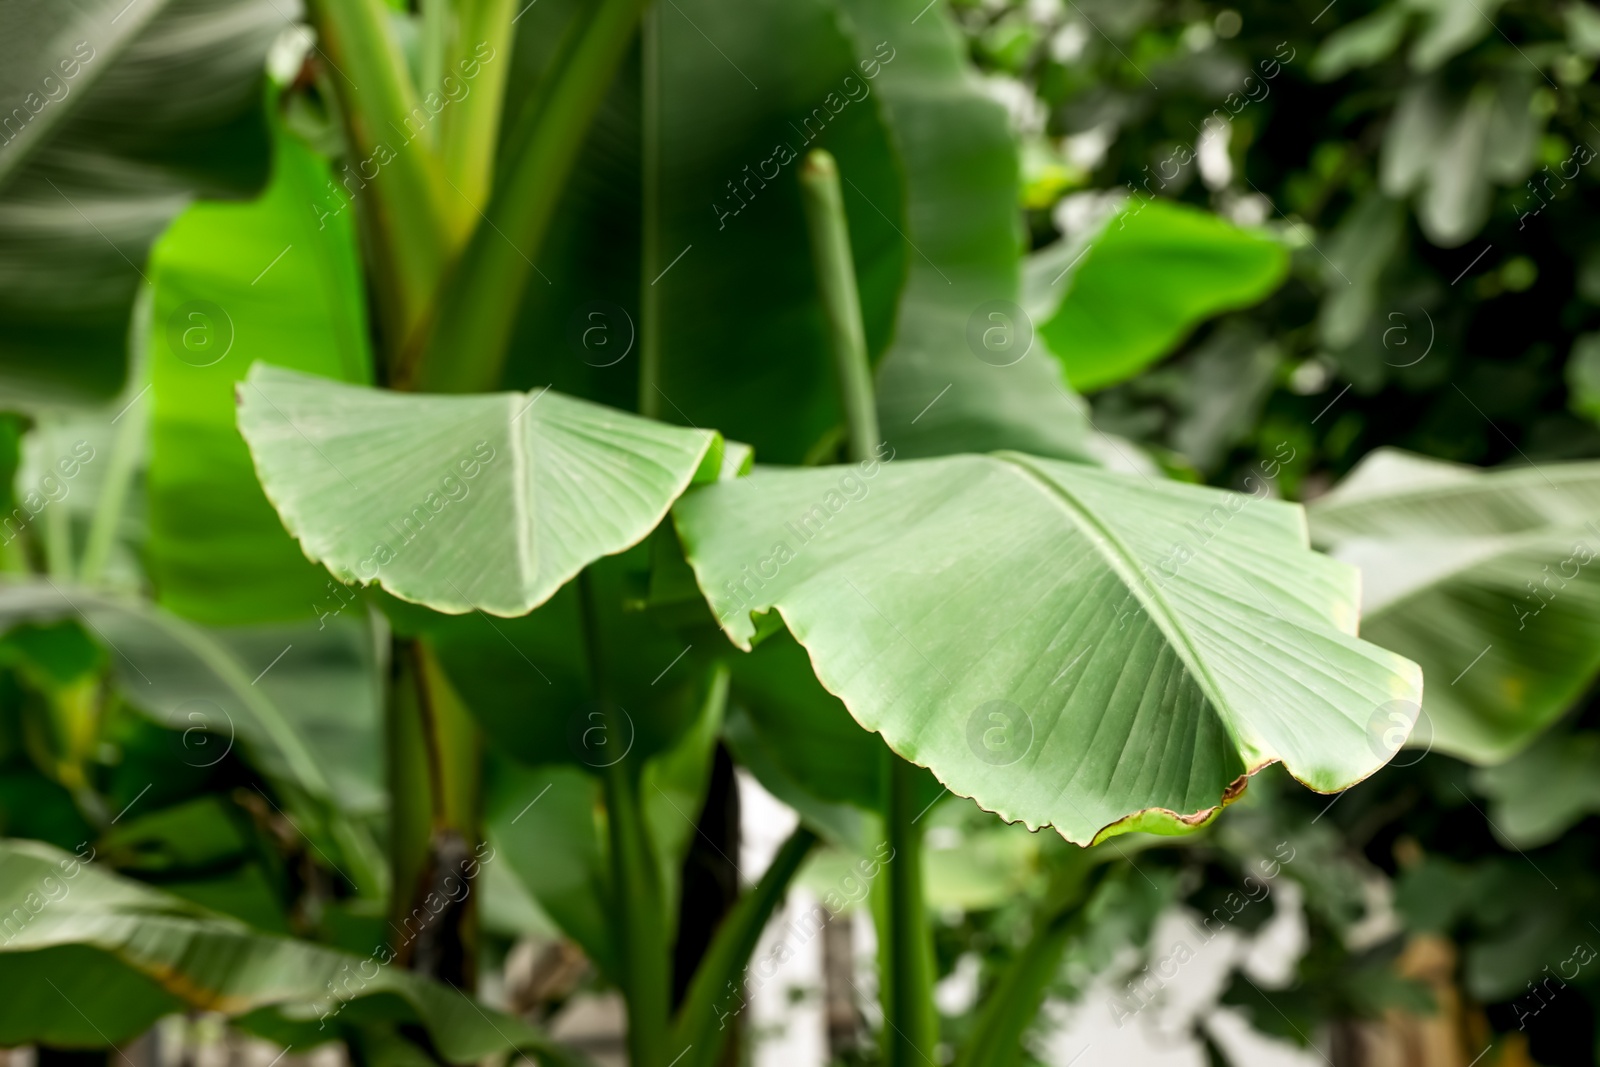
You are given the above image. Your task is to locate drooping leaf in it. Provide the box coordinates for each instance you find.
[1317,192,1405,353]
[146,111,374,624]
[1378,74,1540,248]
[1406,0,1507,72]
[114,613,387,820]
[0,0,288,409]
[236,364,721,617]
[1032,198,1289,392]
[1310,5,1410,80]
[674,454,1421,845]
[0,838,570,1064]
[1309,448,1600,763]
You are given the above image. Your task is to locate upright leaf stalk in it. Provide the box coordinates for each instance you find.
[800,147,938,1065]
[800,150,879,463]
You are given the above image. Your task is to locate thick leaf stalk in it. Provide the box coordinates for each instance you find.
[882,754,939,1066]
[605,754,673,1067]
[436,0,519,219]
[576,569,670,1067]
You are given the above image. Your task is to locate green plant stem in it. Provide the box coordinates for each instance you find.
[576,569,670,1067]
[799,149,879,463]
[638,0,662,419]
[801,146,929,1063]
[387,640,433,922]
[80,381,149,585]
[954,863,1112,1067]
[410,0,650,393]
[670,824,820,1067]
[882,753,938,1067]
[604,756,672,1067]
[305,0,456,354]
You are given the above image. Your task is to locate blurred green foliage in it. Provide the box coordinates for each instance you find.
[952,0,1600,1062]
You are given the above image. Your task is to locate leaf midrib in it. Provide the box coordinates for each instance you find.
[994,452,1244,758]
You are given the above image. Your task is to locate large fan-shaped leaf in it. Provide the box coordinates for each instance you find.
[236,364,720,617]
[1309,448,1600,763]
[146,111,373,624]
[0,0,288,409]
[1032,198,1289,392]
[674,455,1421,844]
[0,839,570,1064]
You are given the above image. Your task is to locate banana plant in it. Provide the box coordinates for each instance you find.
[0,0,1430,1064]
[1309,447,1600,763]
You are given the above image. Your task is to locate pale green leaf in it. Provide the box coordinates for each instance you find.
[675,454,1421,845]
[236,364,720,617]
[1405,0,1505,71]
[1310,448,1600,763]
